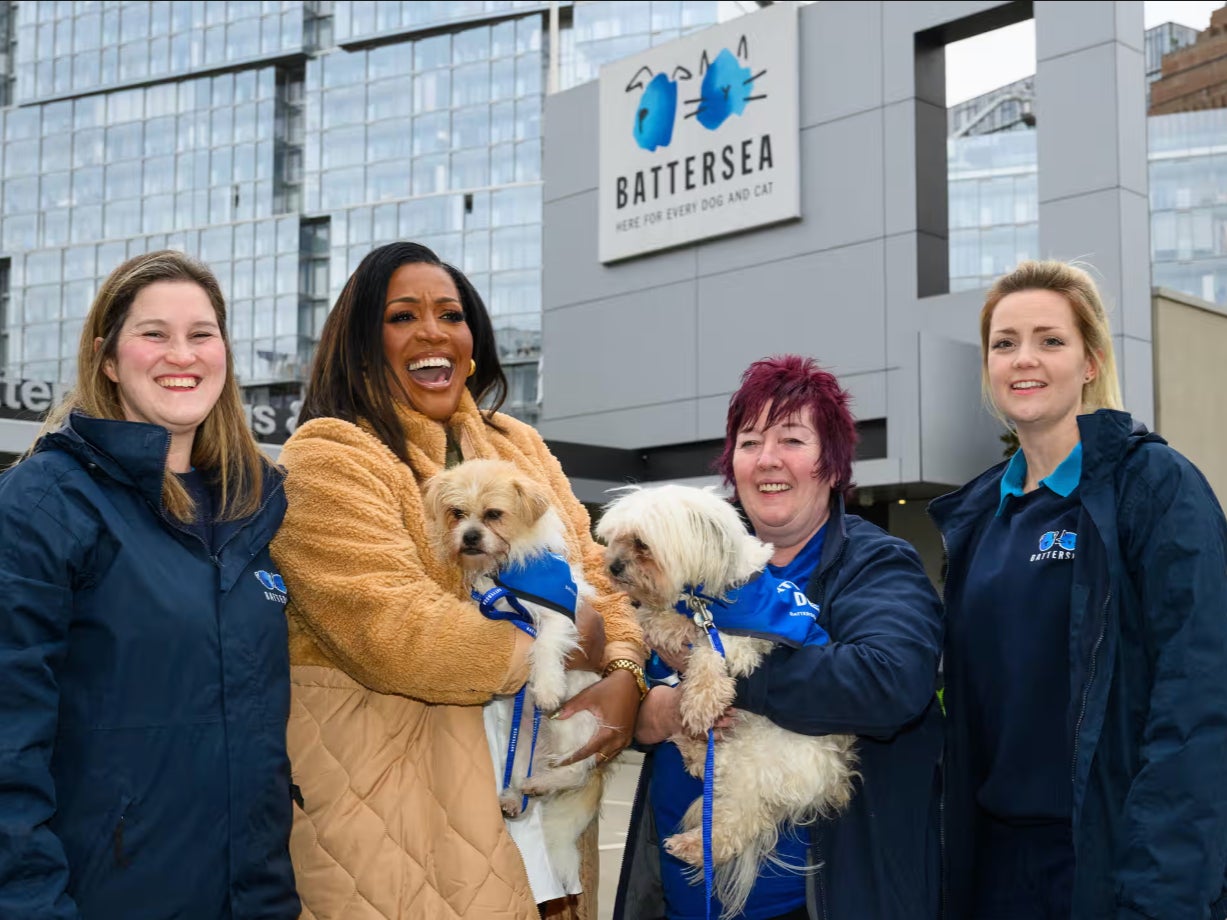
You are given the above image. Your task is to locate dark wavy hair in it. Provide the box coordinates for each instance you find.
[717,354,858,498]
[298,242,507,464]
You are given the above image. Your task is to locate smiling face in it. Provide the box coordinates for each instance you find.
[987,289,1094,434]
[382,262,474,422]
[101,280,227,458]
[731,404,833,561]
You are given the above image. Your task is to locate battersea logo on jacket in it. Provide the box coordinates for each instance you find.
[255,569,288,604]
[1030,529,1076,562]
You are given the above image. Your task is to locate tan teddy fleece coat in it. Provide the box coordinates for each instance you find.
[272,391,643,920]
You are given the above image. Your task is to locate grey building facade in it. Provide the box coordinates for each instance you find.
[540,0,1153,520]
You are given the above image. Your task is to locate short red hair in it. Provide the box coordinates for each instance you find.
[717,355,858,498]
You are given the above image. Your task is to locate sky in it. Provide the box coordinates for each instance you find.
[945,1,1224,105]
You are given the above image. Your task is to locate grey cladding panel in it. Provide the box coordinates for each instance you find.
[695,240,887,395]
[542,279,698,418]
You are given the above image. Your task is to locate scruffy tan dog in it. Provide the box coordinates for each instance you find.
[423,458,604,891]
[597,484,858,916]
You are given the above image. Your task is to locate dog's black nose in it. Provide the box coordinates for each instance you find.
[609,558,624,577]
[462,529,482,547]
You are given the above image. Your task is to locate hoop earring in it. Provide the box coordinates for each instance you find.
[468,359,477,378]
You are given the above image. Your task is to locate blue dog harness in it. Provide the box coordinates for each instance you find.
[472,552,580,813]
[673,571,831,919]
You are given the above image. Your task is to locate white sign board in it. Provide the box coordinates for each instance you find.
[598,4,800,263]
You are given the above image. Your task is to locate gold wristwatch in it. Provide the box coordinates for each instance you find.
[603,658,649,701]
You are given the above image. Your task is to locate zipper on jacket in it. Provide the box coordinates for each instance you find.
[811,831,829,920]
[153,472,283,566]
[112,812,131,869]
[1070,591,1111,783]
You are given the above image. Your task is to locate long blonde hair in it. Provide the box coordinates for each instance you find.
[979,260,1124,423]
[38,250,269,522]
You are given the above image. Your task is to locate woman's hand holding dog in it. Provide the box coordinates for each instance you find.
[550,669,640,765]
[635,685,737,745]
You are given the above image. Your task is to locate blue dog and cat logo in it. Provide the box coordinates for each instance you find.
[256,569,288,604]
[626,34,766,151]
[1031,530,1077,562]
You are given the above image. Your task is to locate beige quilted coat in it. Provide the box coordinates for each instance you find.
[272,392,643,920]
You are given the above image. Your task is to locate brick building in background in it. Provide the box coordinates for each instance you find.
[1150,4,1227,113]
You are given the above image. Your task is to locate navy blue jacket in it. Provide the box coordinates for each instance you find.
[614,496,944,920]
[930,410,1227,920]
[0,413,299,919]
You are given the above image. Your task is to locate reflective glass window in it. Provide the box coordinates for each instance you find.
[416,35,450,72]
[367,77,413,121]
[412,111,450,156]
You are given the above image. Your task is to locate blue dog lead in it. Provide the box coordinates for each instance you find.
[474,585,542,811]
[676,585,727,920]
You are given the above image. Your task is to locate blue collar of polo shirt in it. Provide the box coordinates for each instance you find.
[996,442,1083,515]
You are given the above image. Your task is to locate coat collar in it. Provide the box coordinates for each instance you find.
[39,410,285,521]
[385,389,500,478]
[40,411,174,507]
[929,409,1162,535]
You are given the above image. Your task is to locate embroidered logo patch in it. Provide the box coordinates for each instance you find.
[255,570,288,603]
[1032,530,1076,562]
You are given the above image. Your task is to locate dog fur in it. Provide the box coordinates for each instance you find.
[597,484,858,916]
[423,458,605,891]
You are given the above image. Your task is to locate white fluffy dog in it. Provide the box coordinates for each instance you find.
[597,484,857,916]
[424,458,604,891]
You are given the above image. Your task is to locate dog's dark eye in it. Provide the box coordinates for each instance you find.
[633,537,649,553]
[450,507,464,520]
[484,509,503,522]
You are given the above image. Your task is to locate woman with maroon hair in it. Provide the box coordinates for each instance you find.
[613,355,944,920]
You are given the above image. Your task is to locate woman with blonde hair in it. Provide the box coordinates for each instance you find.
[0,251,298,918]
[931,260,1227,919]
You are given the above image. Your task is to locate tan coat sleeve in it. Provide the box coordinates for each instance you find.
[521,422,646,666]
[272,422,529,704]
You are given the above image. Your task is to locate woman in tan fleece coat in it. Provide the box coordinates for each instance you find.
[271,242,646,920]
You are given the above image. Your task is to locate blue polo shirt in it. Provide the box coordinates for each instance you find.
[650,526,826,919]
[956,444,1082,823]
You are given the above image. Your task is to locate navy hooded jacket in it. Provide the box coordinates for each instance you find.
[930,410,1227,920]
[614,496,944,920]
[0,413,299,919]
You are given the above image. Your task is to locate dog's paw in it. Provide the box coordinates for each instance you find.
[529,674,567,713]
[664,829,704,868]
[499,790,523,818]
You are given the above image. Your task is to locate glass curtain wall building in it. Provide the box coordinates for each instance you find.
[949,23,1227,305]
[0,0,756,428]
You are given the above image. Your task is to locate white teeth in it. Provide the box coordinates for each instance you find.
[759,483,791,493]
[408,357,453,371]
[1012,381,1045,390]
[158,377,198,389]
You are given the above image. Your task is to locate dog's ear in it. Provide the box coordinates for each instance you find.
[511,476,552,524]
[422,473,448,529]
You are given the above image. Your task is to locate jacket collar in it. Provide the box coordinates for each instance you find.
[929,409,1162,535]
[1075,408,1162,491]
[40,411,174,507]
[39,411,286,523]
[385,389,496,476]
[819,492,849,571]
